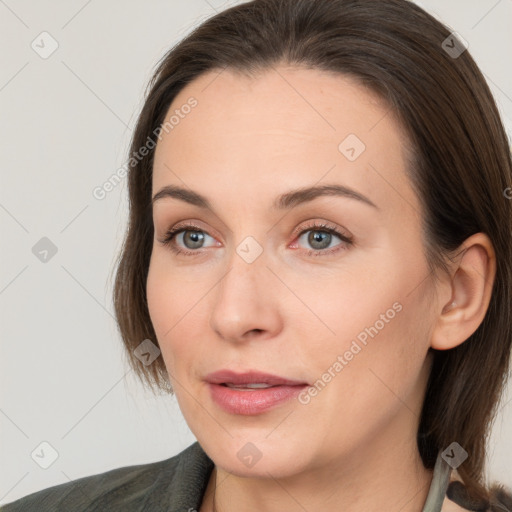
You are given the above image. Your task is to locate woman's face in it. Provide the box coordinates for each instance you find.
[147,65,439,477]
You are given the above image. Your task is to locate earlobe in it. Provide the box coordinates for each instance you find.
[430,233,496,351]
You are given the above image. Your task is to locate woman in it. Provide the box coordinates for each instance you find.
[2,0,511,511]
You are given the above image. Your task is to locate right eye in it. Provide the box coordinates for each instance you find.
[159,224,220,255]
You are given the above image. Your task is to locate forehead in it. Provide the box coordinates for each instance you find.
[151,65,418,219]
[158,65,392,143]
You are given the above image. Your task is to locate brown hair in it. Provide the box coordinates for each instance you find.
[111,0,512,509]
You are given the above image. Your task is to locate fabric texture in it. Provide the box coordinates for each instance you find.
[0,442,468,512]
[0,442,214,512]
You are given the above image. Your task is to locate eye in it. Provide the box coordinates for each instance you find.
[158,220,353,257]
[158,222,219,256]
[292,221,353,256]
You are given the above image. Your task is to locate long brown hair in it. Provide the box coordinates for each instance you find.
[112,0,512,509]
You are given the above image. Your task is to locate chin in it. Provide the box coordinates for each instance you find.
[195,430,311,478]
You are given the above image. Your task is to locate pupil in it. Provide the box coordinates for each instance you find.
[309,231,330,249]
[184,231,204,249]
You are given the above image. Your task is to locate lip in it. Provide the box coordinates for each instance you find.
[204,369,308,386]
[205,369,309,415]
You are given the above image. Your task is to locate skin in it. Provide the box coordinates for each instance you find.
[146,65,496,512]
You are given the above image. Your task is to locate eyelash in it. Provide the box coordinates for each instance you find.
[159,221,354,257]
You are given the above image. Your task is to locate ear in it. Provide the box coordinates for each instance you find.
[430,232,496,351]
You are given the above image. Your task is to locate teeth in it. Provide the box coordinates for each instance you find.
[225,383,275,389]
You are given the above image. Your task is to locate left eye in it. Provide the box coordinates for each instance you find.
[297,228,344,251]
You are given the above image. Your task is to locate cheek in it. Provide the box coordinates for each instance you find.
[286,262,402,354]
[292,287,432,459]
[146,258,181,374]
[146,255,209,376]
[295,251,432,400]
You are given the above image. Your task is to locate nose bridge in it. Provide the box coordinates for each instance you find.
[216,235,267,312]
[209,233,281,341]
[219,223,269,295]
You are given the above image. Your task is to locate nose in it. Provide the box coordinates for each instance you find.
[209,243,283,344]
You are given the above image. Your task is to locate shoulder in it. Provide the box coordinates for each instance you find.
[0,441,213,512]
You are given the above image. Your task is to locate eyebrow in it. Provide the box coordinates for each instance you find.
[151,183,379,210]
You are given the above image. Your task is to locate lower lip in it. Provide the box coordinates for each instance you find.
[207,383,308,415]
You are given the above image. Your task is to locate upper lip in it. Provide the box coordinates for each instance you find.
[205,369,308,386]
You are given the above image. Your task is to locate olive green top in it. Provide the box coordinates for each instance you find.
[0,442,458,512]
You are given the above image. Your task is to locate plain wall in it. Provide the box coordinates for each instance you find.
[1,0,511,504]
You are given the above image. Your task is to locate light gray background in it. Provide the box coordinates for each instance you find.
[1,0,511,504]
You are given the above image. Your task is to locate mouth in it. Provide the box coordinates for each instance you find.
[205,369,309,415]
